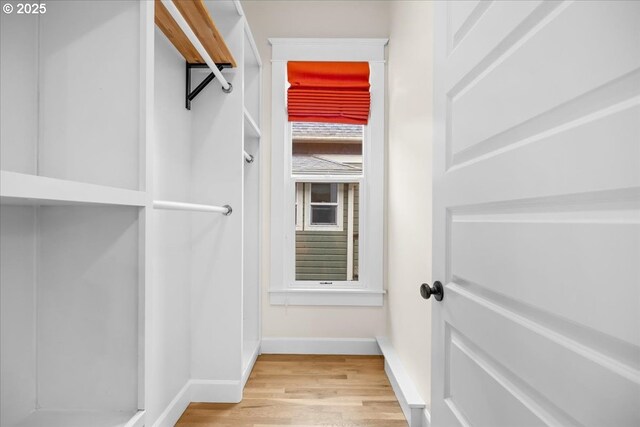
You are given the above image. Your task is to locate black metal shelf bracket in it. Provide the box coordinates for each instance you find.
[186,62,233,110]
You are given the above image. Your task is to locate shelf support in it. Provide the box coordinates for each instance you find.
[186,62,233,110]
[160,0,234,92]
[243,150,254,163]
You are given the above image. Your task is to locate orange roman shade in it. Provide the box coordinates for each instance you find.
[287,61,371,125]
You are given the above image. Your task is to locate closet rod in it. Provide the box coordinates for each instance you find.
[244,150,254,163]
[153,200,232,215]
[160,0,232,93]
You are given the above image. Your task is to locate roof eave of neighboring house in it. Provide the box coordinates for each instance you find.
[293,137,362,143]
[293,170,363,176]
[292,154,363,176]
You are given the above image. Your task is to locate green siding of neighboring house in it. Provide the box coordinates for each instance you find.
[295,184,359,281]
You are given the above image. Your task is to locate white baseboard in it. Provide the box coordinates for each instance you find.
[269,289,384,306]
[152,382,191,427]
[151,379,242,427]
[124,410,145,427]
[377,337,429,427]
[261,337,382,355]
[152,338,385,427]
[242,341,261,388]
[190,379,242,403]
[422,407,431,426]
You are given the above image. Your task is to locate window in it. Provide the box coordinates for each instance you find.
[269,38,387,306]
[305,182,342,230]
[310,183,339,225]
[295,181,359,282]
[293,122,360,282]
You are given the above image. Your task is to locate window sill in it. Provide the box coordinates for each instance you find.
[269,289,385,307]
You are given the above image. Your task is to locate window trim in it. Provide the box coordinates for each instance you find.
[269,38,387,307]
[295,183,304,231]
[303,183,344,232]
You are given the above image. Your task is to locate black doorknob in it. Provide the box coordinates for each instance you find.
[420,281,444,301]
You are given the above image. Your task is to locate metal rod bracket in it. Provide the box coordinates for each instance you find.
[223,204,233,216]
[186,62,233,110]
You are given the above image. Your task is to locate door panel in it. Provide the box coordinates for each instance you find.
[444,102,640,203]
[432,1,640,426]
[451,221,640,346]
[447,1,548,86]
[450,1,640,157]
[448,329,549,427]
[446,290,639,427]
[449,0,481,37]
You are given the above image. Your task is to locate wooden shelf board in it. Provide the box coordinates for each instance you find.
[244,108,261,139]
[0,171,146,207]
[155,0,236,67]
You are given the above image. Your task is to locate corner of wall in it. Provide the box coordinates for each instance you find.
[386,0,434,408]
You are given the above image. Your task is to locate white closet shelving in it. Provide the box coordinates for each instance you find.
[244,107,262,139]
[1,171,146,207]
[152,0,263,422]
[241,17,262,386]
[0,1,148,426]
[1,1,261,426]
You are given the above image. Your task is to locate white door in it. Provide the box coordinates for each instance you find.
[430,1,640,426]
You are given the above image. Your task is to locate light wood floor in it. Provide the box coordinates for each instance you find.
[176,354,408,427]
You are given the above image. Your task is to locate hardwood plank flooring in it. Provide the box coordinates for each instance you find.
[176,354,408,427]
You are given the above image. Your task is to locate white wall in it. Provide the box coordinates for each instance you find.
[189,8,245,383]
[37,206,139,412]
[0,206,36,426]
[0,11,37,174]
[38,0,140,190]
[241,0,390,339]
[0,11,38,425]
[387,1,434,406]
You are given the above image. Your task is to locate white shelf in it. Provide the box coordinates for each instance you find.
[242,21,262,68]
[243,108,261,139]
[12,410,144,427]
[0,171,146,207]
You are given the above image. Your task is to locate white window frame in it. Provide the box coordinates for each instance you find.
[295,182,304,231]
[269,38,387,307]
[303,183,344,232]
